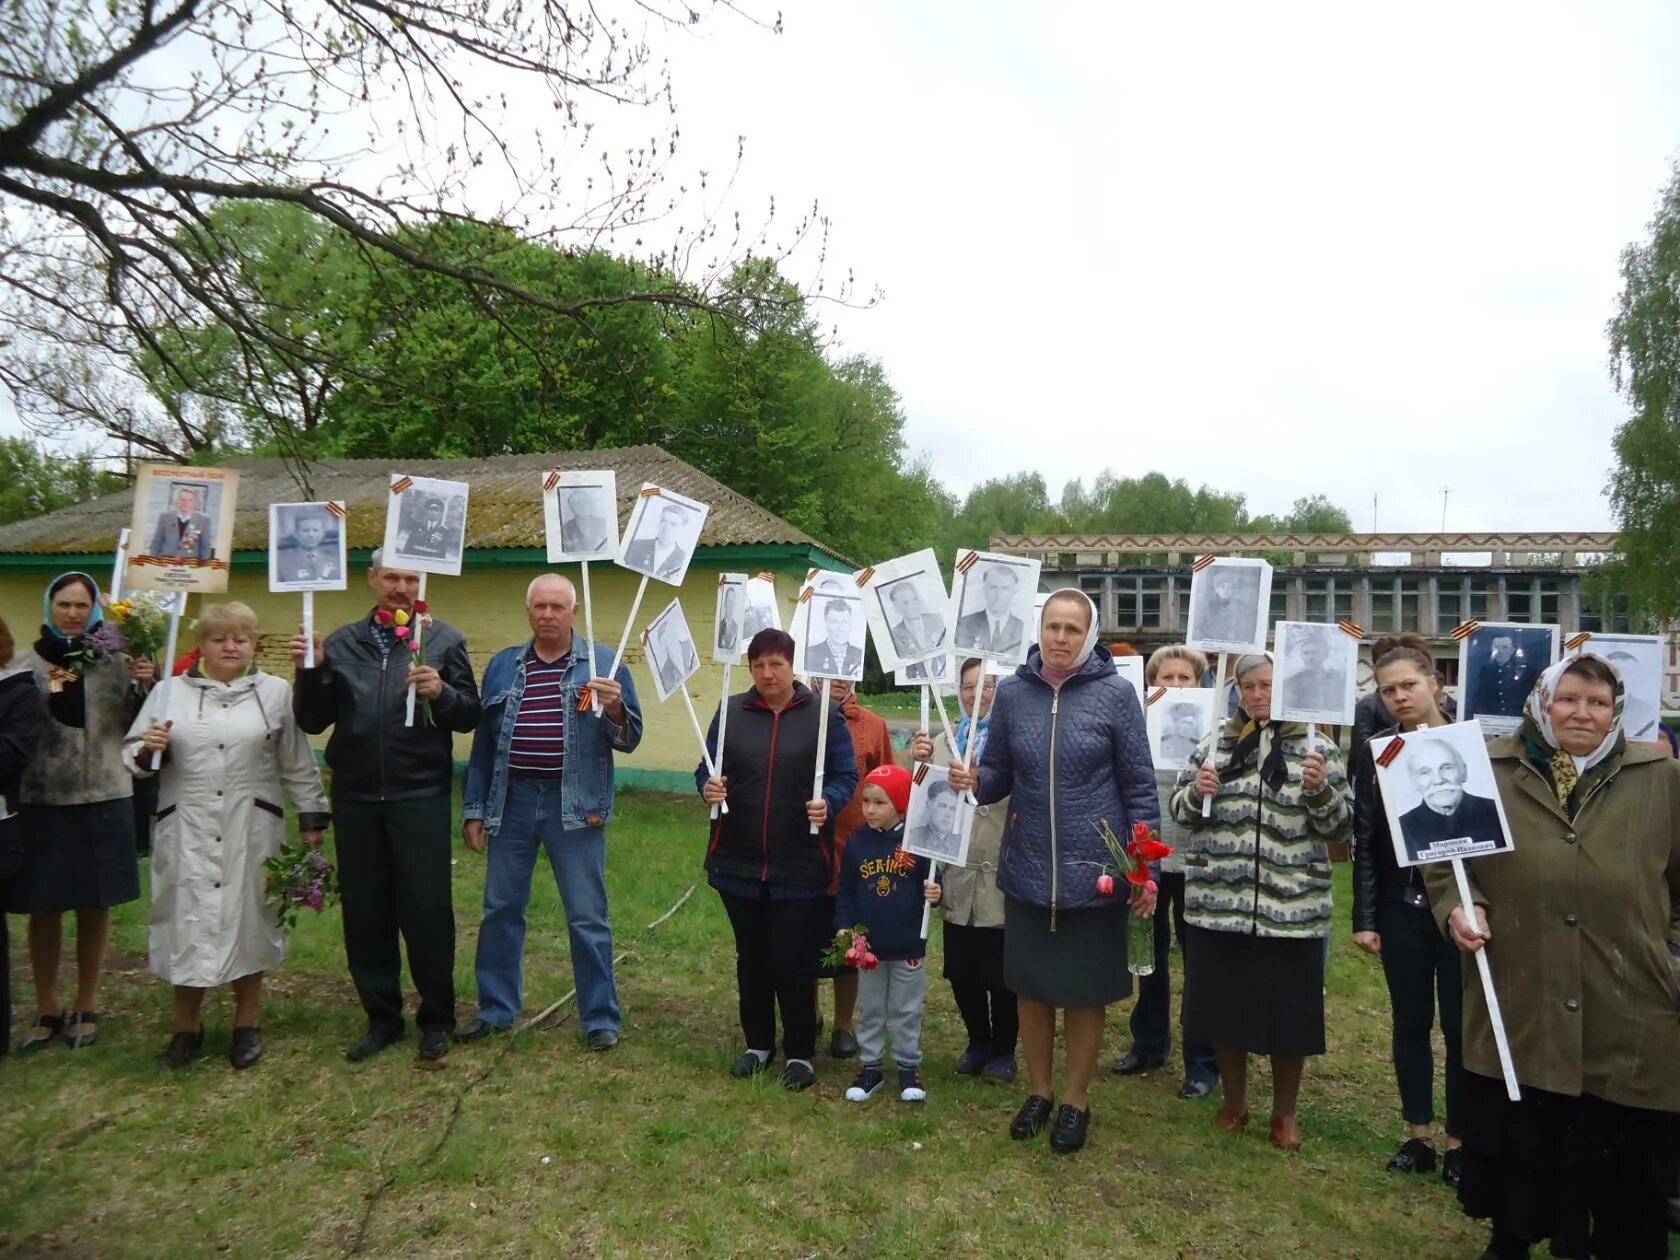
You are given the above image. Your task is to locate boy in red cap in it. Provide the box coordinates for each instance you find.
[832,763,941,1103]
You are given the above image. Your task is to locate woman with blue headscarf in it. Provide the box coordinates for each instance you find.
[5,572,155,1051]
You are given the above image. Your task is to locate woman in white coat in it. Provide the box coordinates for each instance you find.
[124,603,329,1070]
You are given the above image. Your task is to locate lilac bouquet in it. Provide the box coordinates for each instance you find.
[264,841,339,932]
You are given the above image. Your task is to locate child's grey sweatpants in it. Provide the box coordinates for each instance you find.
[856,956,926,1068]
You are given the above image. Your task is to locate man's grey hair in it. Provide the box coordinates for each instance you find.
[368,547,383,570]
[526,573,577,606]
[1406,737,1467,782]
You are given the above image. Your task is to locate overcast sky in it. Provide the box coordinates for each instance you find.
[620,0,1680,532]
[10,1,1679,536]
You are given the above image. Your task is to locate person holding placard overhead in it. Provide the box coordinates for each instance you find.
[1350,642,1466,1185]
[697,627,858,1091]
[1422,653,1680,1260]
[291,549,481,1064]
[458,574,641,1050]
[1170,652,1350,1151]
[947,590,1159,1155]
[8,573,155,1052]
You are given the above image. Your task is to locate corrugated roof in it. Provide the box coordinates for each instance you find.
[0,446,845,561]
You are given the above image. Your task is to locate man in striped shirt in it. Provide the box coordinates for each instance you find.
[459,574,643,1049]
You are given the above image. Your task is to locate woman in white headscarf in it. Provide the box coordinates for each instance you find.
[1424,652,1680,1260]
[949,589,1158,1155]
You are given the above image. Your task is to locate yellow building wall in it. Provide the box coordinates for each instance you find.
[0,560,808,787]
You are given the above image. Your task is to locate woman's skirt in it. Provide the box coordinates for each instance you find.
[1181,924,1325,1056]
[4,799,139,915]
[1003,896,1130,1008]
[1454,1071,1679,1257]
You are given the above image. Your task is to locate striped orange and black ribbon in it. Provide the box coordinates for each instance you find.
[956,551,980,574]
[1375,736,1406,768]
[1564,631,1592,651]
[755,571,776,583]
[1449,620,1482,641]
[324,501,348,519]
[390,475,414,495]
[854,566,876,587]
[639,485,662,498]
[913,763,929,784]
[1146,686,1167,706]
[1192,554,1217,572]
[1337,618,1366,639]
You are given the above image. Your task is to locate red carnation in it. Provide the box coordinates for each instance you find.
[1132,820,1152,844]
[1123,863,1152,887]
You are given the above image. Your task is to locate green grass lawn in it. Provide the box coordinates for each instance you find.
[4,790,1668,1258]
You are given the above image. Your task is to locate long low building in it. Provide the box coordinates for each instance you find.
[0,446,849,788]
[992,530,1678,700]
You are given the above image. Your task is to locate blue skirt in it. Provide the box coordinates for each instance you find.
[1002,896,1131,1008]
[4,799,139,914]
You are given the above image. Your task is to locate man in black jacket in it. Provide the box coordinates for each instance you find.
[291,550,481,1062]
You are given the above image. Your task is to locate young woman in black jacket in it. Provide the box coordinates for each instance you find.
[1351,644,1465,1185]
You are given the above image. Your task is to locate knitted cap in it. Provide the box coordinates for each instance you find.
[863,764,912,816]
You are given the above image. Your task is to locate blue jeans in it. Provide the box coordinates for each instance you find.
[1128,870,1218,1084]
[474,778,620,1033]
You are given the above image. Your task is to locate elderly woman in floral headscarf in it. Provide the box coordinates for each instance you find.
[5,572,154,1051]
[1171,651,1351,1152]
[1424,653,1680,1260]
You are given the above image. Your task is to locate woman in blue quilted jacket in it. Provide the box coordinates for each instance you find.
[949,588,1159,1154]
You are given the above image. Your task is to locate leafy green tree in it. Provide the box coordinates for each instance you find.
[1607,161,1680,618]
[1250,494,1355,534]
[0,437,124,525]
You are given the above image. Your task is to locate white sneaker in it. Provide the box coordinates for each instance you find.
[845,1068,885,1102]
[898,1068,926,1102]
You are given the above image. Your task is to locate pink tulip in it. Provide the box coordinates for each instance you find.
[1096,873,1115,897]
[394,625,410,640]
[1145,879,1158,894]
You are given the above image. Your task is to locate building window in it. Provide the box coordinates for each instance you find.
[1270,581,1291,625]
[1302,578,1329,622]
[1333,582,1354,623]
[1436,579,1462,635]
[1537,578,1559,625]
[1398,580,1421,632]
[1083,575,1114,627]
[1139,577,1164,629]
[1467,578,1493,623]
[1175,584,1191,632]
[1370,580,1396,633]
[1505,578,1532,622]
[1580,591,1631,634]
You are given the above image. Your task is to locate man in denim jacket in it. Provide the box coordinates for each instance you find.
[457,574,643,1048]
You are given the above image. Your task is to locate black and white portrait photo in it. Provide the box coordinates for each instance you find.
[899,654,952,686]
[125,463,240,594]
[268,502,348,592]
[1186,557,1272,654]
[1371,726,1515,866]
[1024,592,1051,651]
[950,551,1042,665]
[714,574,747,664]
[643,599,703,703]
[1458,622,1558,736]
[543,470,619,563]
[617,483,710,587]
[901,766,973,867]
[1146,688,1216,772]
[861,549,951,671]
[1273,621,1358,724]
[381,474,469,576]
[797,589,867,682]
[1587,635,1664,741]
[743,574,781,640]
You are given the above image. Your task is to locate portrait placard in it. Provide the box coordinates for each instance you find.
[124,463,239,594]
[1272,621,1358,724]
[268,502,348,593]
[1579,634,1663,741]
[381,474,469,576]
[1370,725,1516,866]
[1147,687,1217,772]
[792,575,867,682]
[860,549,952,671]
[742,573,782,642]
[643,598,703,703]
[1457,622,1559,736]
[897,654,953,687]
[1024,592,1052,651]
[1112,655,1145,716]
[948,550,1042,666]
[901,764,974,867]
[617,483,709,587]
[714,573,748,664]
[1186,557,1272,654]
[543,470,620,563]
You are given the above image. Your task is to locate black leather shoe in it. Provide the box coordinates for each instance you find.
[1177,1078,1215,1100]
[1010,1094,1053,1141]
[418,1029,451,1061]
[345,1027,404,1062]
[1111,1050,1166,1076]
[1442,1146,1464,1189]
[454,1018,503,1044]
[829,1028,859,1059]
[228,1026,263,1070]
[729,1051,773,1079]
[586,1028,619,1051]
[1048,1103,1091,1153]
[780,1060,816,1091]
[1386,1137,1437,1174]
[159,1029,204,1069]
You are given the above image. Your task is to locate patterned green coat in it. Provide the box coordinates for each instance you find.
[1169,718,1351,939]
